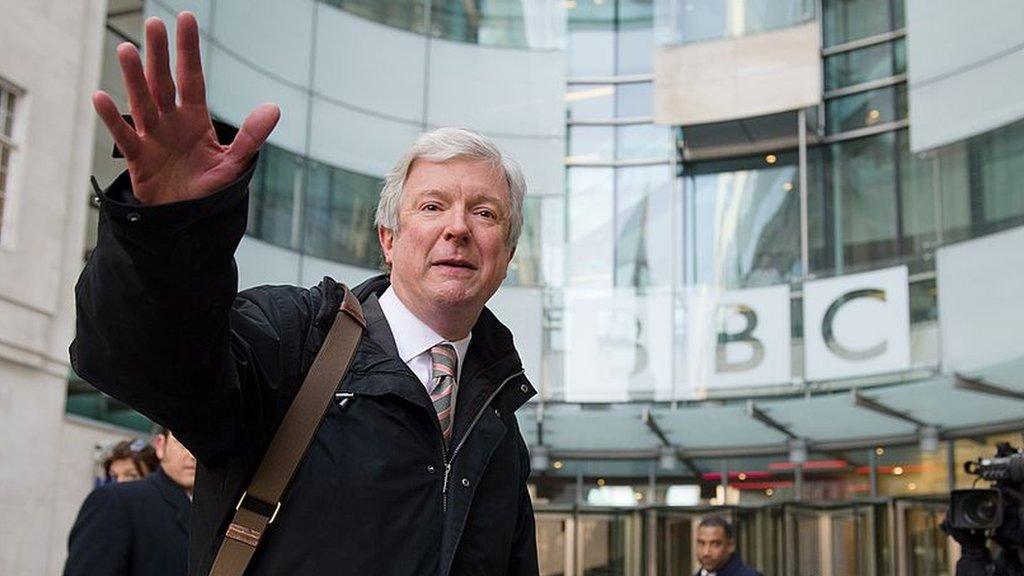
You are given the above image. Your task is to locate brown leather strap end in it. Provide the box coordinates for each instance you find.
[340,284,366,328]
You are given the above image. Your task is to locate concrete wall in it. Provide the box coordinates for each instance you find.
[0,1,109,573]
[654,21,821,125]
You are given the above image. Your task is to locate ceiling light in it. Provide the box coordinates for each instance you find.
[783,182,794,192]
[597,478,606,486]
[867,109,881,123]
[875,447,885,456]
[765,154,777,165]
[908,482,918,491]
[553,460,564,470]
[765,488,774,496]
[738,473,748,481]
[893,466,904,476]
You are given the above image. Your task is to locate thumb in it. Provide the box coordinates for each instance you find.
[228,103,280,164]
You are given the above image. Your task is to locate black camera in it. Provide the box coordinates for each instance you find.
[949,450,1024,530]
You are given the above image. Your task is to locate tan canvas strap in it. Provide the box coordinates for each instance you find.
[209,286,365,576]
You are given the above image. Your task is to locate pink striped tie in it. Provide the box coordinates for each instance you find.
[429,344,457,443]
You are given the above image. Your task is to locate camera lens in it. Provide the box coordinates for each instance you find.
[960,491,1000,528]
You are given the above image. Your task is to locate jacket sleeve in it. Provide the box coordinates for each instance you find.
[70,144,326,463]
[507,433,540,576]
[63,486,130,576]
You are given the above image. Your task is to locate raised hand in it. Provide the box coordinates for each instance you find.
[93,12,280,205]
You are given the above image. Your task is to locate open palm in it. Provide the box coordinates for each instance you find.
[93,12,279,205]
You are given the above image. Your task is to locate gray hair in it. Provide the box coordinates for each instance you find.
[375,127,527,251]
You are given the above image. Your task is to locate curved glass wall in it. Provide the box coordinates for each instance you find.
[320,0,565,49]
[655,0,816,46]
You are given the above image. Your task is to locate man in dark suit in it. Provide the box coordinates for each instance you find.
[63,429,195,576]
[693,516,763,576]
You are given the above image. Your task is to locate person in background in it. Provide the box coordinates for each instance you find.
[694,516,763,576]
[103,437,160,483]
[64,429,195,576]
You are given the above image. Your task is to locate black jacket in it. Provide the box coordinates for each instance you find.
[64,467,190,576]
[693,554,763,576]
[71,159,540,575]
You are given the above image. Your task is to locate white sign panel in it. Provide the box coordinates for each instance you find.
[803,266,910,381]
[563,287,673,402]
[682,284,791,391]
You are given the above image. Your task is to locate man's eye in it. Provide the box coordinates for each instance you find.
[477,209,496,219]
[422,203,440,211]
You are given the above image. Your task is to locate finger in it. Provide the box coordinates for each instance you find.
[227,104,281,164]
[144,18,176,112]
[92,91,141,158]
[175,12,207,105]
[117,43,159,133]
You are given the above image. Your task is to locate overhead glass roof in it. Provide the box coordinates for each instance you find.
[518,356,1024,460]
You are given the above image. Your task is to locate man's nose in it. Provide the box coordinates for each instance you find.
[442,209,471,242]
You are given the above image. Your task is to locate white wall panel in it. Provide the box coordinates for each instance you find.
[206,47,309,154]
[907,0,1024,151]
[236,236,301,289]
[313,6,426,124]
[148,0,212,25]
[488,134,565,198]
[937,225,1024,371]
[213,0,314,88]
[308,96,420,176]
[427,39,565,137]
[299,254,379,289]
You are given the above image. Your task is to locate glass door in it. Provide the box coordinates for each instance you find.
[537,512,574,576]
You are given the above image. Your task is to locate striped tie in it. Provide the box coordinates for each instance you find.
[429,343,458,443]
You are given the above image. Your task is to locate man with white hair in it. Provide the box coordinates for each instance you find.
[71,11,539,576]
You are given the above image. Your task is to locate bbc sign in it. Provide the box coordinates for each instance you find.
[564,266,911,401]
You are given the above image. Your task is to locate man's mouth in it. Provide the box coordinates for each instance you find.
[433,259,477,270]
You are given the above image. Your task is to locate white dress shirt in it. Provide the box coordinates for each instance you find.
[378,287,471,393]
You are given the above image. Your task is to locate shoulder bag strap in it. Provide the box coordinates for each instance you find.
[209,285,366,576]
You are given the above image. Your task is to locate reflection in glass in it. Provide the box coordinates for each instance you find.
[616,82,654,118]
[686,155,801,288]
[579,514,632,576]
[657,0,814,45]
[322,0,564,49]
[824,40,898,91]
[616,124,672,160]
[302,161,382,268]
[567,85,616,121]
[826,84,906,134]
[826,132,899,273]
[822,0,894,47]
[568,168,615,286]
[569,125,615,162]
[505,196,542,286]
[616,165,674,287]
[248,144,298,249]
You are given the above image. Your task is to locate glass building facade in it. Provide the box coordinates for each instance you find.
[70,0,1024,573]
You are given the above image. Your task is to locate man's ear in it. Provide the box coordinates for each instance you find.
[507,245,516,263]
[378,226,395,266]
[154,433,167,461]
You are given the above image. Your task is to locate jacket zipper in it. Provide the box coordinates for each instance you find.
[441,369,525,513]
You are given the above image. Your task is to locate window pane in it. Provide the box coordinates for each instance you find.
[569,0,615,77]
[615,165,674,287]
[898,130,939,257]
[567,85,615,122]
[826,84,906,134]
[616,82,654,118]
[687,154,802,288]
[617,25,654,76]
[973,117,1024,234]
[506,195,542,286]
[248,144,297,248]
[569,125,615,162]
[829,132,899,272]
[823,0,893,46]
[616,124,672,160]
[824,42,894,91]
[1,88,13,136]
[568,167,614,286]
[302,162,382,268]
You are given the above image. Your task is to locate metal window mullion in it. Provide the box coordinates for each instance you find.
[823,74,906,100]
[569,116,653,127]
[821,29,906,57]
[567,74,653,86]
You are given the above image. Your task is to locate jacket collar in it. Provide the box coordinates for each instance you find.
[150,466,191,531]
[349,274,536,414]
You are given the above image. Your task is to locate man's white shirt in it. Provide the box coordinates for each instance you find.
[378,286,471,396]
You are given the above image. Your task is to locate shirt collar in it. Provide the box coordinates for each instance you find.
[378,287,472,373]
